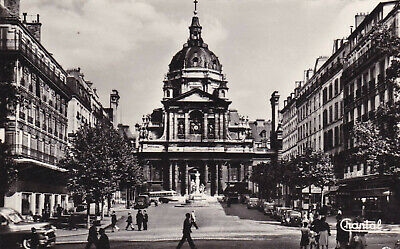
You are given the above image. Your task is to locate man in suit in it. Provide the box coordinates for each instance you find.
[143,210,148,230]
[176,213,197,249]
[85,222,98,249]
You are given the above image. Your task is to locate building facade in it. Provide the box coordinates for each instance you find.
[341,2,400,220]
[137,11,275,196]
[0,1,71,215]
[279,1,400,220]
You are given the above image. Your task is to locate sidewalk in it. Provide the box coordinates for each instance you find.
[57,205,129,238]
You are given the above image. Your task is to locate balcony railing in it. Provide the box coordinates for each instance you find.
[0,37,70,97]
[343,46,381,82]
[11,144,58,165]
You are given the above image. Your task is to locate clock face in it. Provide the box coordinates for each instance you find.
[193,125,199,131]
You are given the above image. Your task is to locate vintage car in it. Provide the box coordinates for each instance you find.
[0,207,56,248]
[246,198,259,209]
[262,202,276,215]
[281,210,302,227]
[134,195,150,209]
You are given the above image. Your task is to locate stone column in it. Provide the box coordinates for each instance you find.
[169,112,173,140]
[218,163,224,195]
[210,162,217,196]
[169,162,173,190]
[65,195,69,211]
[203,162,208,184]
[180,162,186,196]
[38,194,44,215]
[171,162,176,191]
[203,113,208,139]
[163,161,171,190]
[219,113,224,139]
[215,112,220,140]
[221,162,228,193]
[49,194,55,217]
[29,193,36,215]
[184,112,189,139]
[174,113,178,140]
[185,162,189,195]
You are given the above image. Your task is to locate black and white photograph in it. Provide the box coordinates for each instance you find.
[1,0,400,248]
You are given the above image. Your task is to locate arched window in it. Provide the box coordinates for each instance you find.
[220,90,225,98]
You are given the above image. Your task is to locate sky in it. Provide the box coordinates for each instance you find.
[20,0,384,127]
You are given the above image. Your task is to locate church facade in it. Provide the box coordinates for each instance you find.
[137,11,277,196]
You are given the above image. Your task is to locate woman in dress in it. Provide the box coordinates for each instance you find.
[300,222,310,249]
[319,216,331,249]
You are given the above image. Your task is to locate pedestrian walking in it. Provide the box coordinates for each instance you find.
[143,210,148,230]
[85,223,98,249]
[310,215,322,249]
[125,212,134,230]
[300,222,310,249]
[318,216,331,249]
[97,228,110,249]
[29,227,40,249]
[136,210,144,231]
[190,210,199,229]
[111,211,119,232]
[336,215,349,249]
[176,213,197,249]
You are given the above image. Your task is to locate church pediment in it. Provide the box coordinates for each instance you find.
[163,88,231,106]
[177,91,212,102]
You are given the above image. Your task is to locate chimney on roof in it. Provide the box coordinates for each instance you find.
[355,13,367,29]
[304,69,313,82]
[4,0,20,17]
[23,13,42,42]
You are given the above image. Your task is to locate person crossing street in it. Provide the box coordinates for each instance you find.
[176,213,197,249]
[125,212,134,230]
[136,210,144,231]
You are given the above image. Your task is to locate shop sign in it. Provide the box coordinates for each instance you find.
[340,218,383,232]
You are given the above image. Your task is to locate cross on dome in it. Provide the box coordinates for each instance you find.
[194,0,198,15]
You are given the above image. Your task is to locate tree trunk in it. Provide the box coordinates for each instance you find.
[86,201,90,229]
[107,195,112,217]
[321,185,325,205]
[100,197,104,219]
[95,200,99,222]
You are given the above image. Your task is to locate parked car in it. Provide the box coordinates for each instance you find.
[274,206,291,221]
[281,210,302,227]
[263,202,276,215]
[247,198,259,209]
[134,195,150,209]
[0,207,56,249]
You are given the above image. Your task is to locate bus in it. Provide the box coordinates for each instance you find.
[144,190,179,204]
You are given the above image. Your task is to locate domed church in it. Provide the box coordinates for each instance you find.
[137,3,278,196]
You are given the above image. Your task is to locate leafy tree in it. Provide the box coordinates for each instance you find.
[281,148,335,205]
[349,24,400,177]
[59,122,143,227]
[250,162,281,200]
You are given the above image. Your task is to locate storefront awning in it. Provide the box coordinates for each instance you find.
[15,158,68,172]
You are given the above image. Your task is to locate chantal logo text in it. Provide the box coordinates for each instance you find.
[340,218,383,232]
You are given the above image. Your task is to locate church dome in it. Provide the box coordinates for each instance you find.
[168,16,222,72]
